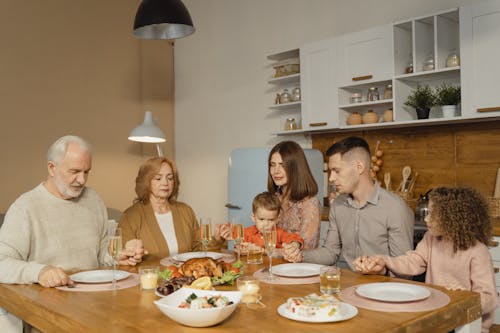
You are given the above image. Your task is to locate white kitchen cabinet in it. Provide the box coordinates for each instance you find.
[337,80,393,128]
[300,37,338,130]
[267,49,304,135]
[488,236,500,324]
[460,0,500,119]
[266,1,500,137]
[393,9,461,122]
[336,24,393,87]
[336,24,394,129]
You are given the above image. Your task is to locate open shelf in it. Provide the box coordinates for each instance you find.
[268,73,300,85]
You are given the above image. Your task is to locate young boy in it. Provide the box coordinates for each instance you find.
[219,192,303,252]
[245,192,303,250]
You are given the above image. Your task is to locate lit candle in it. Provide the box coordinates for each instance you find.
[139,268,158,290]
[238,280,260,303]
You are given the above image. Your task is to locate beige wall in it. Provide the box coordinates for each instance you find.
[0,0,174,212]
[174,0,483,224]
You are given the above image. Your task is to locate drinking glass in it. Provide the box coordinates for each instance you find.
[320,265,341,294]
[263,224,277,280]
[231,218,244,262]
[200,217,212,255]
[107,222,122,289]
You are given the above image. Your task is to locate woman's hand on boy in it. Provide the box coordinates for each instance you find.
[282,242,302,262]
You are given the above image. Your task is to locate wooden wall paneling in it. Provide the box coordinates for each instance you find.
[312,120,500,202]
[455,123,500,196]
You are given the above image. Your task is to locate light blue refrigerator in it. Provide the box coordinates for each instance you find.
[226,147,325,230]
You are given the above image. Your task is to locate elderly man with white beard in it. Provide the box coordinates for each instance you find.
[0,135,146,332]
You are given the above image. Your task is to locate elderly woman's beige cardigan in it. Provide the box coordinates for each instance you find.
[119,201,201,260]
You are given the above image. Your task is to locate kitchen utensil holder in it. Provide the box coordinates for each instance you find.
[393,191,417,211]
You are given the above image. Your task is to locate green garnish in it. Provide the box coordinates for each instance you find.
[186,293,198,303]
[212,271,241,286]
[232,260,243,269]
[158,268,173,281]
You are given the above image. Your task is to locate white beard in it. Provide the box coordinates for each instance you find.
[54,173,84,199]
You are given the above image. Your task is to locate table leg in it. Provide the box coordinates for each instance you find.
[22,320,32,333]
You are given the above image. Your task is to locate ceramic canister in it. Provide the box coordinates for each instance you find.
[383,108,393,122]
[347,112,362,125]
[362,110,379,124]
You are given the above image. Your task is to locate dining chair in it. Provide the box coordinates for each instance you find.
[106,208,122,222]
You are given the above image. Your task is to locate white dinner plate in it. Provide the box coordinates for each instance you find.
[70,270,130,284]
[355,282,431,302]
[277,302,358,323]
[171,252,224,262]
[270,263,324,278]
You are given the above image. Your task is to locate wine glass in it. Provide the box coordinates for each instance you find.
[231,218,244,262]
[107,222,122,289]
[200,217,212,256]
[263,224,277,280]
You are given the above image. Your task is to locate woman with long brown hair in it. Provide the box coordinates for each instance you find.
[268,141,320,249]
[119,157,200,260]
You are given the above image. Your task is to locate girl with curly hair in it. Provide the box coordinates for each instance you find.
[353,187,498,333]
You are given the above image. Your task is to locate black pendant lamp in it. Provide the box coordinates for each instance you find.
[133,0,195,40]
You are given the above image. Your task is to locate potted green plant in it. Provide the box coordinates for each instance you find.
[435,83,461,118]
[404,85,436,119]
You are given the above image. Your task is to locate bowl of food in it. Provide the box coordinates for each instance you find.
[154,287,242,327]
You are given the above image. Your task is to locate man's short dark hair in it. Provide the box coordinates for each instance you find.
[326,136,370,157]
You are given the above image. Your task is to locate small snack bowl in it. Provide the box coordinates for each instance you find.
[154,287,242,327]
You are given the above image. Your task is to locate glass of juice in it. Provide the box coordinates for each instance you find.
[320,265,341,294]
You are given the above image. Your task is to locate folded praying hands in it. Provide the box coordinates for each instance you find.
[282,241,302,263]
[118,239,148,266]
[353,255,387,275]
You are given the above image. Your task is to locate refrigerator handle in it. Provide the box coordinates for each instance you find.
[225,203,241,209]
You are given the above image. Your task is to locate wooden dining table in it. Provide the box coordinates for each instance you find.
[0,256,482,333]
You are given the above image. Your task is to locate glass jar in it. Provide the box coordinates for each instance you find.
[350,92,362,103]
[291,87,301,102]
[284,118,298,131]
[383,84,393,99]
[422,53,435,71]
[367,87,379,101]
[405,53,413,74]
[446,49,460,67]
[279,89,291,104]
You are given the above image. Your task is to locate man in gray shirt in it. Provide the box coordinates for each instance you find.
[283,136,414,270]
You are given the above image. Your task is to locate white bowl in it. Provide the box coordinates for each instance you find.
[154,287,242,327]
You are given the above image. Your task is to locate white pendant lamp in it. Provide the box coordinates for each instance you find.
[128,111,166,156]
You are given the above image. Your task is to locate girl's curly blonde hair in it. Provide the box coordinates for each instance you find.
[429,187,491,252]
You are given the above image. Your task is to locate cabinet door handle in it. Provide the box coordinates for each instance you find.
[225,203,241,209]
[477,107,500,112]
[352,75,373,81]
[488,240,499,247]
[309,122,327,127]
[495,267,499,274]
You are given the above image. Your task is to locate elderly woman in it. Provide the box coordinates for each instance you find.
[119,157,201,260]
